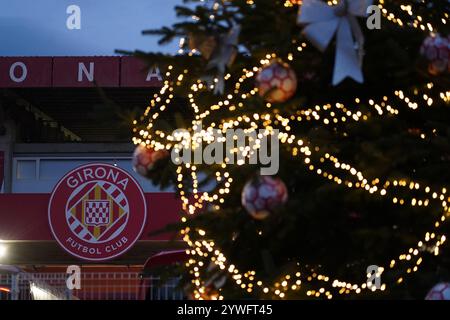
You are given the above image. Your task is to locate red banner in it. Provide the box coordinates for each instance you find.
[0,57,162,88]
[0,57,52,87]
[53,57,120,87]
[120,56,162,87]
[0,193,181,241]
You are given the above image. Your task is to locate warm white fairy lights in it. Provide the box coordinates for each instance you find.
[175,123,449,298]
[248,0,445,32]
[131,0,450,300]
[132,50,450,299]
[262,0,442,32]
[133,62,449,299]
[378,0,448,32]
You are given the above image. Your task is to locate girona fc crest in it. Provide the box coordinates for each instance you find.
[48,163,147,261]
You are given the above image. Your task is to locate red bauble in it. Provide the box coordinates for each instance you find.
[420,34,449,75]
[132,145,169,177]
[256,61,297,103]
[425,282,450,300]
[241,176,288,220]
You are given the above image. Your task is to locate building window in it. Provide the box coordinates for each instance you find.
[16,160,36,180]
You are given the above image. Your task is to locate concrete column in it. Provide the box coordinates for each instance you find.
[0,120,16,193]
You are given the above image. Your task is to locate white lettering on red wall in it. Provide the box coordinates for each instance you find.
[78,62,94,82]
[9,62,28,83]
[0,57,162,88]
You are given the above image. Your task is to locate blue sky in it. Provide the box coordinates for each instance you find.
[0,0,182,56]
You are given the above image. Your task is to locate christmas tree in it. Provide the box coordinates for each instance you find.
[130,0,450,299]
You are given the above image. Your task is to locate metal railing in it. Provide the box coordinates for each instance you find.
[0,272,184,300]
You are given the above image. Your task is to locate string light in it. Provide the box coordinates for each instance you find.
[135,72,448,298]
[132,55,449,298]
[132,1,450,300]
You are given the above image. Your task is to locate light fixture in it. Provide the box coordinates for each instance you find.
[0,242,7,259]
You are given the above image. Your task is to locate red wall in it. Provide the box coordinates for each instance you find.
[0,193,181,241]
[0,57,162,88]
